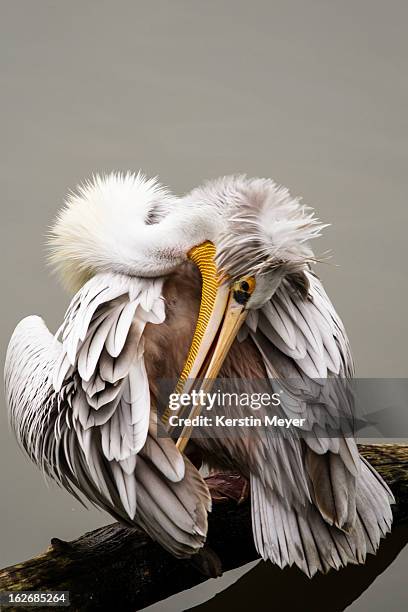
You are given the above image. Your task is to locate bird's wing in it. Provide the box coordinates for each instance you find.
[236,270,393,572]
[241,270,359,506]
[219,270,356,494]
[5,272,210,557]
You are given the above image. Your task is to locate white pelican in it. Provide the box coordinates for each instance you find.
[4,172,393,576]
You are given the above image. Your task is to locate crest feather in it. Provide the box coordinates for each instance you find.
[186,175,327,280]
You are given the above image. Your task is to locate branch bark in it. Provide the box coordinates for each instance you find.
[0,444,407,612]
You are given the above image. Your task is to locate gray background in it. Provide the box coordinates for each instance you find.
[0,1,407,610]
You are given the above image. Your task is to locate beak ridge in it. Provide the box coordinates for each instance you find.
[174,291,248,451]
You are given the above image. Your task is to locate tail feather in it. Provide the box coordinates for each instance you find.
[251,456,393,577]
[305,449,357,530]
[359,458,394,535]
[135,454,211,557]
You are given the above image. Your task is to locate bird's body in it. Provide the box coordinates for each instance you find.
[5,173,394,576]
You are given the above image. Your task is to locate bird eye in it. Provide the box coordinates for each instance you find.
[232,276,256,305]
[239,276,255,294]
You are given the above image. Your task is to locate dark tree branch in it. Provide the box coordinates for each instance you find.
[0,444,407,611]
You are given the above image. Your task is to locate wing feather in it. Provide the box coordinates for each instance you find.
[5,271,210,558]
[245,270,359,523]
[242,269,393,574]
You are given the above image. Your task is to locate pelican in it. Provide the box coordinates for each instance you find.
[5,172,393,576]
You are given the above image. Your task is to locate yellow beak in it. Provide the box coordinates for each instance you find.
[161,241,249,452]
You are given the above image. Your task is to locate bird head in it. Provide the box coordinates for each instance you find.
[171,176,326,431]
[184,175,326,308]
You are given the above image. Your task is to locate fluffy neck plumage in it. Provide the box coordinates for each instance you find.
[49,172,325,297]
[49,172,216,292]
